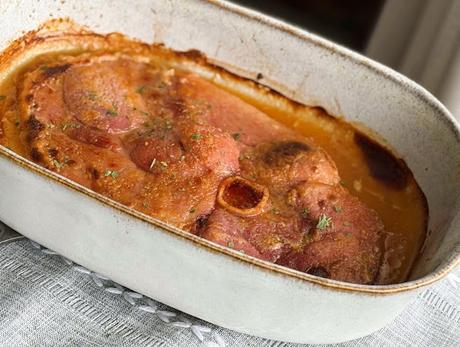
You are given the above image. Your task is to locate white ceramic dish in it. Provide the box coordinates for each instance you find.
[0,0,459,344]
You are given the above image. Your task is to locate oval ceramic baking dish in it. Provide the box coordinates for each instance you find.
[0,0,459,344]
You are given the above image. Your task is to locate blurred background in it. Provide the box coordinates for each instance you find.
[230,0,460,119]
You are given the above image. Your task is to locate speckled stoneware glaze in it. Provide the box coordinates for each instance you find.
[0,0,459,344]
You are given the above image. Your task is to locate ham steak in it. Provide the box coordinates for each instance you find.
[17,55,384,284]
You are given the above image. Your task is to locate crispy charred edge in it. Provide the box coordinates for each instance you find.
[0,19,104,69]
[26,115,45,143]
[30,147,43,162]
[26,116,45,163]
[189,213,210,235]
[217,176,269,217]
[306,266,330,279]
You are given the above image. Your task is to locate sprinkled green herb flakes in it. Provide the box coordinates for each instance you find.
[104,170,120,178]
[189,208,196,214]
[191,133,202,140]
[333,205,343,213]
[136,85,146,94]
[316,214,332,230]
[0,95,6,101]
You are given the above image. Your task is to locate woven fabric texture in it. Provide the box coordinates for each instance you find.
[0,226,459,346]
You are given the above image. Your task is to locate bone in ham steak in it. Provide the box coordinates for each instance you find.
[17,55,384,284]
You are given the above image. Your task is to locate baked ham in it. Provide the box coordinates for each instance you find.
[18,55,384,284]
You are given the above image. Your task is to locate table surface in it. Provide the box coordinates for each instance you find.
[0,222,459,347]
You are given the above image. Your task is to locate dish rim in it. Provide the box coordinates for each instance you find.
[0,0,459,295]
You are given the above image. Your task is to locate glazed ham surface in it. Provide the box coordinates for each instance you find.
[18,55,384,284]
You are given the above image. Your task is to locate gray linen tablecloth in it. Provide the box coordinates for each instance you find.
[0,222,459,347]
